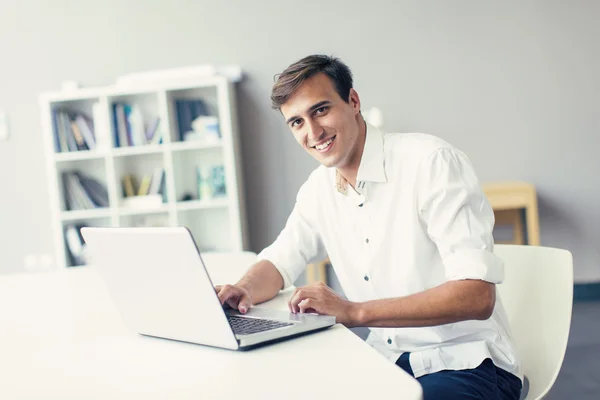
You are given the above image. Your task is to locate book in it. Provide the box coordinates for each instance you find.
[137,175,152,196]
[70,120,88,151]
[146,117,161,143]
[123,104,133,146]
[112,103,120,147]
[65,224,86,266]
[59,112,78,152]
[62,172,76,210]
[51,109,62,152]
[66,173,95,209]
[175,99,209,141]
[128,105,146,146]
[122,174,137,197]
[114,104,129,147]
[148,168,165,195]
[75,172,108,207]
[75,115,96,150]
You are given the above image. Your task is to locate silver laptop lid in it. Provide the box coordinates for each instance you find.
[81,226,239,350]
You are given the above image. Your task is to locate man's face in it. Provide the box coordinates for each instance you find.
[280,73,362,169]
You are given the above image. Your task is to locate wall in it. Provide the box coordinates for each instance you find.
[0,0,598,281]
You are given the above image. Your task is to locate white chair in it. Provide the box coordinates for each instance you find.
[494,245,573,400]
[201,251,257,286]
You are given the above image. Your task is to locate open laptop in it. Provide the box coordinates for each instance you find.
[80,226,335,350]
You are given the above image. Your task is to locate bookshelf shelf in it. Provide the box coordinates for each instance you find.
[61,208,112,221]
[169,140,223,152]
[112,144,165,157]
[54,151,107,162]
[117,204,172,217]
[175,198,229,211]
[41,74,249,268]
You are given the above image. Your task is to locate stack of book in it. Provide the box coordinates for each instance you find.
[64,224,87,266]
[62,171,109,210]
[112,103,161,147]
[175,99,209,141]
[122,168,166,201]
[52,109,97,152]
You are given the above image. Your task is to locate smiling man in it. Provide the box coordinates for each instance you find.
[216,55,522,400]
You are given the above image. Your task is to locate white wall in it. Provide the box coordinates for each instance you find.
[1,0,599,281]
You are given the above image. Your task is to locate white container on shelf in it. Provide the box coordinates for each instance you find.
[122,194,163,210]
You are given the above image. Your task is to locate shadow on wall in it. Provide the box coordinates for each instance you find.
[537,188,591,280]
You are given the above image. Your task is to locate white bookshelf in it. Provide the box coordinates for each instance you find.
[40,75,249,268]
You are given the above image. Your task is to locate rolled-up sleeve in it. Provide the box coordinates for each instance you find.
[417,147,504,283]
[256,174,327,289]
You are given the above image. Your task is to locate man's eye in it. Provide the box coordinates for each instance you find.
[291,119,301,128]
[316,107,327,114]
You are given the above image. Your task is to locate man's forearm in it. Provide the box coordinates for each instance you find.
[351,280,496,328]
[236,260,284,305]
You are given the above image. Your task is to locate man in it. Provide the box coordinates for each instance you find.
[217,55,522,399]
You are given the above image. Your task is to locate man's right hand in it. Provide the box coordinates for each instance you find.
[215,284,253,314]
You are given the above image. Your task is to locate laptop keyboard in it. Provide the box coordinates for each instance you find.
[227,315,293,335]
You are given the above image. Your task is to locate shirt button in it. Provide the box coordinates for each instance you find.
[387,338,392,344]
[364,275,369,281]
[358,203,363,207]
[365,238,369,244]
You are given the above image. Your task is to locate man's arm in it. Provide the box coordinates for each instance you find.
[290,279,495,328]
[235,260,284,304]
[216,260,284,314]
[352,279,495,327]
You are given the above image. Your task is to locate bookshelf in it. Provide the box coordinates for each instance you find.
[40,75,249,268]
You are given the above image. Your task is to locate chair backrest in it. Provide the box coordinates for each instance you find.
[494,245,573,400]
[200,251,257,286]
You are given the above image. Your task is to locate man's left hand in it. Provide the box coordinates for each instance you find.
[288,282,360,327]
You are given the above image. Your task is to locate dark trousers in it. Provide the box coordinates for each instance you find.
[396,353,522,400]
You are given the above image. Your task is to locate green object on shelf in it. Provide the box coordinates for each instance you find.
[211,165,227,197]
[197,166,212,200]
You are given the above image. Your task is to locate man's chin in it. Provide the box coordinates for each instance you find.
[316,157,338,168]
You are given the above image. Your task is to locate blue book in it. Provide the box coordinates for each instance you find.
[123,104,133,146]
[61,112,78,152]
[192,99,208,119]
[51,109,61,152]
[175,100,186,141]
[112,103,120,148]
[176,100,194,142]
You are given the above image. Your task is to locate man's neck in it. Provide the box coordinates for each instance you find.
[337,118,367,189]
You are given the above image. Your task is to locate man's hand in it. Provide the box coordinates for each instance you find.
[215,284,253,314]
[288,282,358,326]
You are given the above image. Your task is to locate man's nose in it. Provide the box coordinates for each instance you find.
[306,119,325,144]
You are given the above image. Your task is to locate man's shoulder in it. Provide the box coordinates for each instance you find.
[382,132,458,174]
[383,132,456,158]
[299,164,334,192]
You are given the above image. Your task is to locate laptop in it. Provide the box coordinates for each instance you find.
[80,226,335,350]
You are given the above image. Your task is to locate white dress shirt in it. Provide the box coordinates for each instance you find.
[257,123,522,380]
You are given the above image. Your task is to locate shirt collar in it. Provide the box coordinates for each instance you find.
[336,122,387,195]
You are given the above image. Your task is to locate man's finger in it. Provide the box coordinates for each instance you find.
[298,298,316,314]
[289,289,305,313]
[218,285,237,306]
[226,298,239,309]
[288,287,300,313]
[290,288,316,313]
[238,296,252,314]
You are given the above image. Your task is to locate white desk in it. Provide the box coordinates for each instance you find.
[0,264,422,400]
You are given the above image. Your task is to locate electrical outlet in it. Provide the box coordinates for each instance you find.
[0,110,9,141]
[23,253,55,272]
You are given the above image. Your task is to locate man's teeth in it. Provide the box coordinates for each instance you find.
[315,138,333,150]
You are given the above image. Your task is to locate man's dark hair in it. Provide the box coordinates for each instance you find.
[270,54,354,110]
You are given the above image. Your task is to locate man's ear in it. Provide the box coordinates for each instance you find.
[348,88,361,114]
